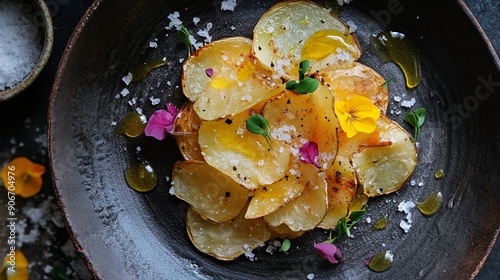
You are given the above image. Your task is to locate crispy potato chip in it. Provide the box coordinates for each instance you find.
[172,161,250,222]
[198,107,292,189]
[318,155,357,229]
[352,116,418,197]
[264,167,328,232]
[186,206,271,261]
[268,223,305,240]
[253,0,361,79]
[245,161,318,219]
[263,85,338,169]
[318,62,389,114]
[182,36,283,121]
[174,101,204,161]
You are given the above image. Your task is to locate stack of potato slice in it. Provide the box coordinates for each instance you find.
[172,0,417,261]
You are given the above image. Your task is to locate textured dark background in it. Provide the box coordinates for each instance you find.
[0,0,497,278]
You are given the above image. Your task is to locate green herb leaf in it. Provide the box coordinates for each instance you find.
[51,261,71,280]
[404,108,426,140]
[380,77,395,88]
[280,238,291,253]
[246,114,272,149]
[280,238,291,254]
[285,80,298,90]
[332,206,367,242]
[176,25,193,56]
[299,60,310,81]
[295,77,319,95]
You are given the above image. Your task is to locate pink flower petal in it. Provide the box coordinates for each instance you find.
[314,242,342,264]
[205,68,214,78]
[144,110,170,140]
[299,141,320,168]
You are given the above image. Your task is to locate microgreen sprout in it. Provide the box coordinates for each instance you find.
[279,238,291,254]
[246,114,272,149]
[331,205,367,242]
[404,107,426,141]
[286,60,319,100]
[380,77,395,88]
[176,25,193,56]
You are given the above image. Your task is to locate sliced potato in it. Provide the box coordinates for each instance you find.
[253,0,361,79]
[318,155,357,229]
[245,161,318,219]
[347,179,369,218]
[198,107,292,190]
[182,36,283,121]
[186,206,271,261]
[318,62,389,114]
[352,115,418,197]
[263,168,328,232]
[172,161,249,222]
[263,85,338,169]
[174,101,204,161]
[268,223,305,240]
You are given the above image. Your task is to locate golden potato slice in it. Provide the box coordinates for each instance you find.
[253,0,361,80]
[347,181,369,217]
[172,161,249,222]
[245,161,318,219]
[186,206,271,261]
[174,101,204,161]
[318,155,357,229]
[198,107,292,190]
[182,36,283,121]
[268,223,305,240]
[318,62,389,114]
[352,116,418,197]
[263,168,328,232]
[263,85,338,169]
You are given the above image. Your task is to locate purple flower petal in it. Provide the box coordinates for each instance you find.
[299,141,320,168]
[314,242,342,264]
[205,68,214,78]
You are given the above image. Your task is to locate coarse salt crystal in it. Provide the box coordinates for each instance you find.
[221,0,237,11]
[401,98,416,108]
[307,274,315,280]
[149,41,158,48]
[120,88,130,97]
[122,73,133,85]
[193,17,200,25]
[150,97,161,105]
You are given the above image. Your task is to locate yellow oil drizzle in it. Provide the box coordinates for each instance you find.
[116,111,147,138]
[370,31,421,88]
[302,29,357,61]
[124,163,158,192]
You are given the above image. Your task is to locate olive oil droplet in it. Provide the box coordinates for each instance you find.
[370,31,421,88]
[373,215,389,230]
[368,250,394,272]
[124,163,158,192]
[130,58,167,82]
[434,169,444,179]
[117,111,147,138]
[417,191,442,216]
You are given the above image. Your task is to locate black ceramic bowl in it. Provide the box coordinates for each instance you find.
[48,0,500,279]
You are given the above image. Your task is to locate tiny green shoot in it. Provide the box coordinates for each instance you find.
[331,206,367,242]
[176,25,193,56]
[280,238,291,254]
[286,60,319,98]
[246,114,272,149]
[404,107,426,141]
[380,77,395,88]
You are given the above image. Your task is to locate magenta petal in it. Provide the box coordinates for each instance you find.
[166,102,180,117]
[299,141,320,168]
[144,110,170,140]
[205,68,214,77]
[314,242,342,264]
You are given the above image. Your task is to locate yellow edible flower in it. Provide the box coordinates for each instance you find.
[1,157,45,198]
[334,96,381,138]
[1,249,29,280]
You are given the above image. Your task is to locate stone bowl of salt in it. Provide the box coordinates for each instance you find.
[0,0,54,102]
